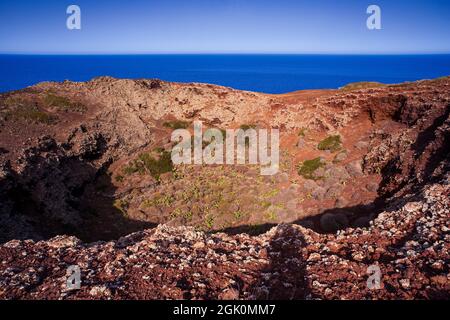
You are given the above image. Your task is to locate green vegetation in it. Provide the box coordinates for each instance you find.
[340,82,385,91]
[265,210,277,221]
[122,150,173,180]
[260,200,272,209]
[139,151,173,179]
[4,96,56,124]
[163,120,190,130]
[43,93,86,112]
[262,189,279,198]
[298,127,307,137]
[170,208,193,221]
[239,124,257,131]
[10,106,55,124]
[153,147,165,153]
[233,210,245,220]
[113,199,128,215]
[204,215,215,229]
[297,157,325,180]
[318,135,342,152]
[141,194,175,208]
[435,76,450,81]
[115,175,124,183]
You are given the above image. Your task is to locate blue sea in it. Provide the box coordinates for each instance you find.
[1,54,450,94]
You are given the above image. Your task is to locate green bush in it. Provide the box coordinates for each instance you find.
[163,120,190,130]
[123,150,173,180]
[122,161,145,175]
[318,135,342,152]
[239,124,256,131]
[139,150,173,179]
[297,157,325,180]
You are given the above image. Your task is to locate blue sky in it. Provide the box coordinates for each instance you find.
[0,0,449,54]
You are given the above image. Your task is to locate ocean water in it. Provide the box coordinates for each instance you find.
[1,54,450,94]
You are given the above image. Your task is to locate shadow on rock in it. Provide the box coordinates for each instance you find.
[0,135,155,244]
[249,224,309,299]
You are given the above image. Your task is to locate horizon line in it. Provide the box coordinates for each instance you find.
[1,51,450,56]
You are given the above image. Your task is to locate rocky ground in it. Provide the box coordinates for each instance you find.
[0,76,449,299]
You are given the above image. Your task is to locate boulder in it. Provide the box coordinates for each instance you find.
[345,160,363,177]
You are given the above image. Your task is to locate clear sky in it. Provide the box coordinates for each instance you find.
[0,0,449,54]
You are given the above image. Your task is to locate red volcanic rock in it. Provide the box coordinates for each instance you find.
[0,76,449,299]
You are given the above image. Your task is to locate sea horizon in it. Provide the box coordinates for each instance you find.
[1,53,450,94]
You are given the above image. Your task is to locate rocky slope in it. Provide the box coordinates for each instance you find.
[0,76,449,299]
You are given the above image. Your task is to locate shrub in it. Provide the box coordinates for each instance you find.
[204,215,215,229]
[138,150,173,180]
[239,124,256,131]
[298,128,307,137]
[163,120,190,130]
[318,135,342,152]
[297,157,325,180]
[122,161,145,175]
[122,150,173,180]
[234,210,244,220]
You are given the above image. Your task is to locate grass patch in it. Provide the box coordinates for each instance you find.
[297,157,325,180]
[122,161,145,175]
[141,194,174,208]
[318,135,342,152]
[122,150,173,180]
[43,93,86,112]
[170,208,193,221]
[163,120,190,130]
[3,96,56,124]
[139,151,173,179]
[340,82,385,91]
